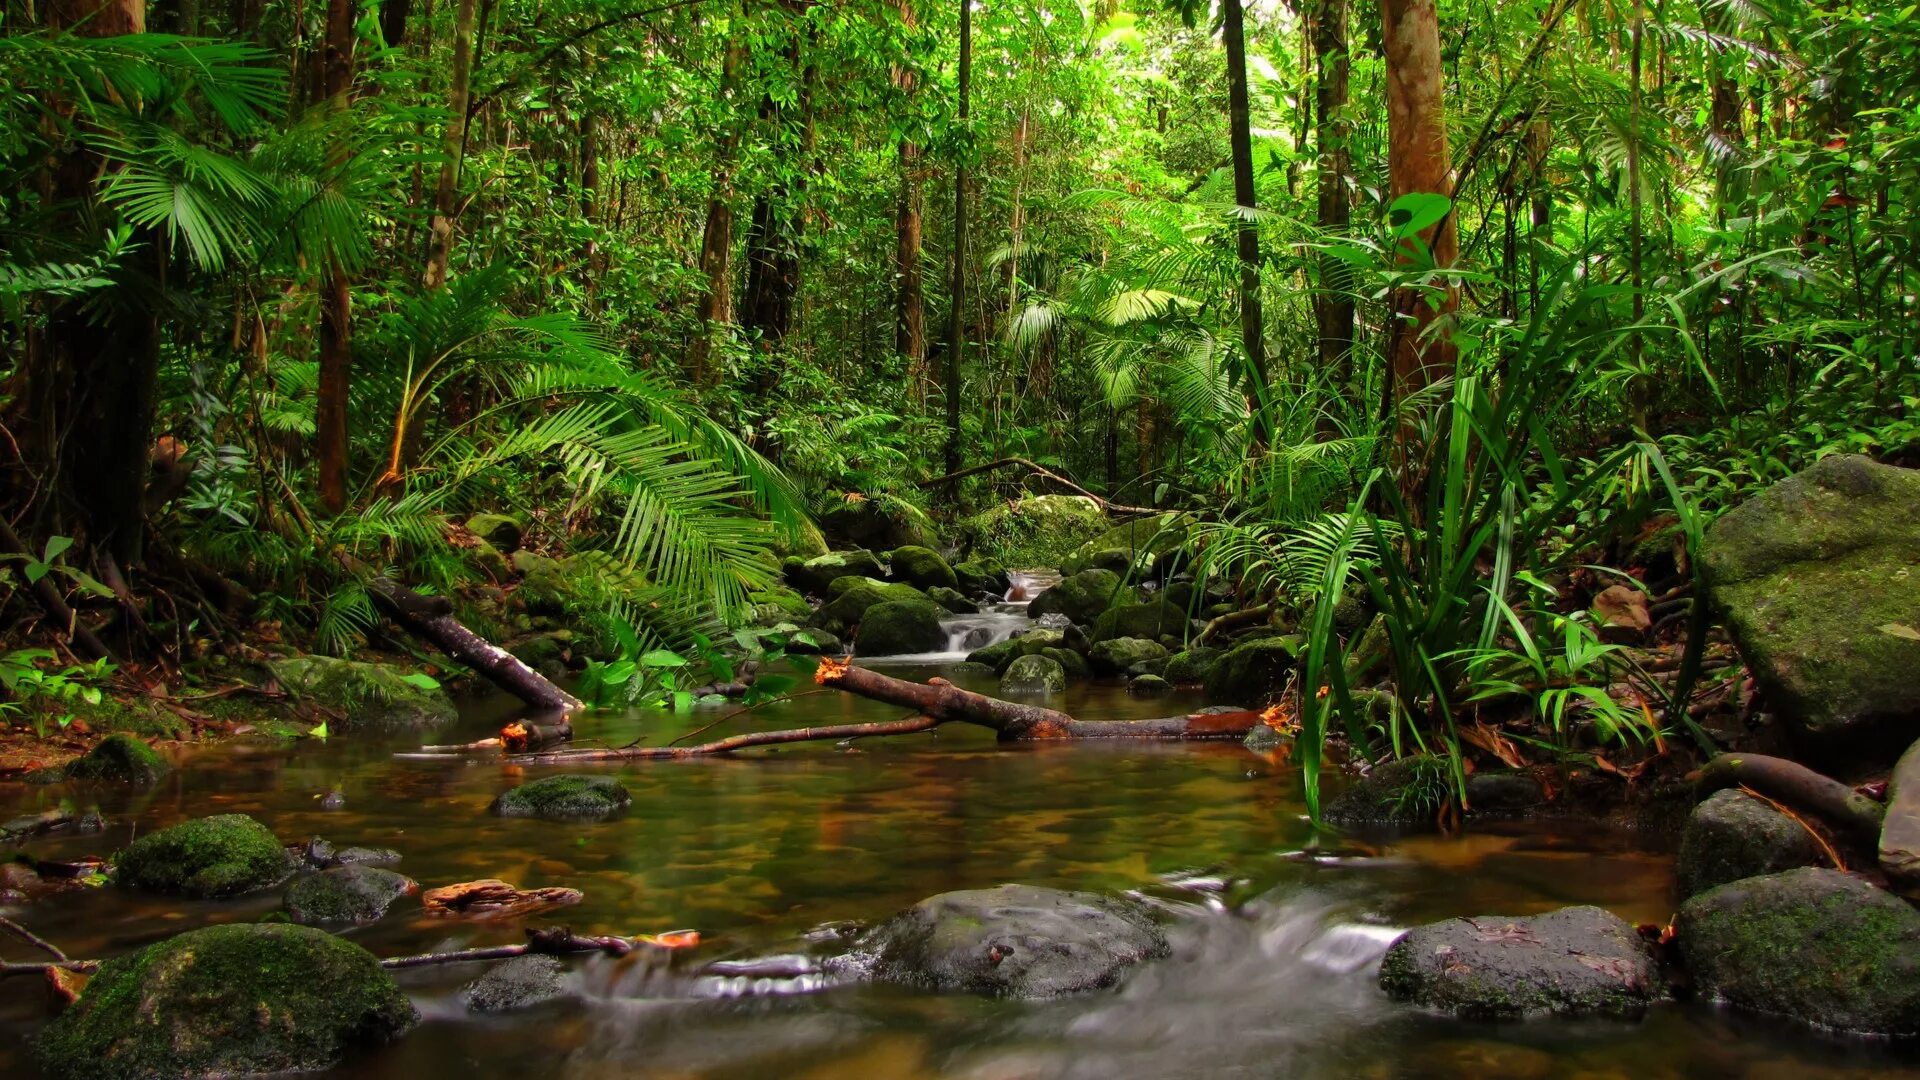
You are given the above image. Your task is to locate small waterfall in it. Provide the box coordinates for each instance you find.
[855,569,1059,664]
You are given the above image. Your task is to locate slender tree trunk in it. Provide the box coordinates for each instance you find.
[1627,11,1646,424]
[1223,0,1268,444]
[380,0,411,44]
[892,0,927,392]
[943,0,971,475]
[691,36,746,387]
[423,0,477,291]
[315,0,357,514]
[1313,0,1355,399]
[1381,0,1458,473]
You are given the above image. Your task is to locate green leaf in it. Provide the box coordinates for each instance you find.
[1387,192,1452,240]
[399,672,442,690]
[309,721,330,739]
[1878,623,1920,641]
[640,649,690,668]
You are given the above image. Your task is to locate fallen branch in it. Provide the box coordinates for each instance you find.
[917,457,1158,517]
[1696,753,1886,847]
[379,927,638,970]
[1197,604,1271,646]
[0,915,67,961]
[510,715,946,763]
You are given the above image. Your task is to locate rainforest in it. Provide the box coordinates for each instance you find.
[2,0,1920,1076]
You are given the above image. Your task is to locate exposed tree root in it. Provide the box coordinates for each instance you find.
[1695,753,1886,847]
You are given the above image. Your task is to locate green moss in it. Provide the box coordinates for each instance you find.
[1201,635,1299,704]
[115,814,292,898]
[966,629,1071,673]
[1000,653,1068,694]
[1061,513,1192,575]
[1088,637,1168,674]
[813,579,932,634]
[35,923,416,1079]
[1089,598,1188,643]
[1028,568,1130,625]
[853,600,948,656]
[267,655,457,731]
[464,512,525,551]
[747,585,814,625]
[285,866,416,925]
[887,545,959,591]
[787,550,886,595]
[63,734,169,784]
[953,558,1008,597]
[1163,647,1223,684]
[958,495,1109,568]
[491,774,632,820]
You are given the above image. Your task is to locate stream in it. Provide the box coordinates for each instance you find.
[5,594,1920,1076]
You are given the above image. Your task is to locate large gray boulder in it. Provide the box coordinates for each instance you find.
[1676,789,1827,899]
[1700,455,1920,747]
[863,884,1166,998]
[1675,867,1920,1034]
[1379,906,1664,1019]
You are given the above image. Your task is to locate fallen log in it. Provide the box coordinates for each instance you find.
[1695,753,1886,847]
[917,457,1158,517]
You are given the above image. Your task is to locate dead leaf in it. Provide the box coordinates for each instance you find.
[45,966,87,1011]
[1877,623,1920,642]
[1460,722,1527,769]
[636,929,701,950]
[1592,585,1652,642]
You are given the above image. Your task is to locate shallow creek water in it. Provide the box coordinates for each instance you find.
[5,658,1920,1078]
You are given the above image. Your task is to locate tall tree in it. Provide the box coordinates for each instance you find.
[315,0,358,513]
[1223,0,1267,443]
[1312,0,1355,391]
[893,0,928,390]
[690,33,747,388]
[943,0,972,475]
[423,0,477,291]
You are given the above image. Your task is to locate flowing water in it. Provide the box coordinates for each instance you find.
[5,657,1920,1077]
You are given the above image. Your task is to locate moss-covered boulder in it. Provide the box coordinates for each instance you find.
[1163,647,1223,685]
[507,631,576,679]
[1203,636,1299,705]
[1700,455,1920,748]
[958,495,1109,568]
[1088,637,1168,675]
[1061,513,1191,576]
[854,600,948,656]
[35,923,416,1079]
[465,512,525,552]
[813,578,931,634]
[1676,790,1828,899]
[1000,653,1068,694]
[1379,906,1664,1019]
[966,628,1072,674]
[1041,646,1089,678]
[1027,568,1128,625]
[887,545,959,591]
[1675,867,1920,1034]
[1881,738,1920,893]
[954,558,1010,598]
[747,585,814,626]
[491,775,632,820]
[820,498,937,551]
[63,734,168,783]
[1129,674,1172,695]
[772,519,831,560]
[266,656,457,731]
[927,586,979,614]
[115,814,293,898]
[1089,598,1187,644]
[1325,757,1545,828]
[285,866,417,925]
[786,549,885,596]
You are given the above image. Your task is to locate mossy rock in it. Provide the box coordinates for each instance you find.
[1379,906,1664,1020]
[954,558,1010,598]
[1699,454,1920,748]
[1089,598,1187,644]
[814,579,932,635]
[787,550,886,596]
[966,628,1072,674]
[266,656,457,731]
[887,545,960,591]
[1000,654,1068,694]
[854,600,947,656]
[927,586,979,614]
[1676,790,1828,899]
[772,519,831,560]
[1061,513,1191,576]
[957,495,1109,568]
[1028,568,1129,625]
[820,498,937,551]
[1041,646,1089,678]
[35,922,416,1079]
[507,631,576,678]
[115,814,293,898]
[464,512,525,552]
[491,775,632,820]
[1202,635,1299,705]
[747,585,814,626]
[1088,637,1168,675]
[1675,867,1920,1034]
[1163,647,1223,685]
[1129,674,1172,696]
[63,734,169,784]
[285,865,416,925]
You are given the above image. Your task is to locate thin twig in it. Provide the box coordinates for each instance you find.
[659,689,832,748]
[0,916,68,961]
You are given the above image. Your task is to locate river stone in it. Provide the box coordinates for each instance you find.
[954,558,1010,599]
[887,545,960,591]
[334,845,404,867]
[958,495,1109,569]
[927,586,978,614]
[865,884,1167,998]
[1000,654,1068,694]
[786,549,885,595]
[116,814,293,898]
[814,578,931,634]
[62,733,169,783]
[1062,513,1191,576]
[1129,674,1172,695]
[855,600,947,656]
[1677,789,1827,899]
[34,922,416,1079]
[967,628,1071,674]
[1882,739,1920,893]
[1088,636,1168,675]
[266,655,458,731]
[1203,636,1300,705]
[1163,646,1223,684]
[1379,906,1662,1019]
[1089,598,1186,644]
[1027,568,1128,625]
[464,954,570,1013]
[1675,867,1920,1034]
[491,775,632,820]
[1041,646,1090,678]
[1699,454,1920,748]
[464,512,524,552]
[286,866,416,925]
[820,499,937,551]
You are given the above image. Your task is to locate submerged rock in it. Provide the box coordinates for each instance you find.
[887,545,960,591]
[266,655,457,731]
[1000,654,1067,694]
[864,884,1166,998]
[286,865,417,925]
[491,775,632,820]
[1027,568,1128,625]
[1088,636,1168,675]
[854,599,947,656]
[1675,867,1920,1034]
[1379,906,1663,1019]
[1203,636,1299,706]
[34,923,416,1079]
[115,814,293,898]
[1700,454,1920,748]
[1676,789,1827,899]
[62,734,169,784]
[464,954,570,1013]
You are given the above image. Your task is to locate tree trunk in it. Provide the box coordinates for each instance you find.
[892,0,927,389]
[1312,0,1354,393]
[943,0,971,476]
[423,0,477,291]
[1223,0,1267,444]
[379,0,411,44]
[314,0,357,515]
[690,37,745,387]
[1380,0,1458,468]
[742,12,810,395]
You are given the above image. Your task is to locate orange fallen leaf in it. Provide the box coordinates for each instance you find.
[814,656,851,684]
[45,967,87,1011]
[635,929,701,950]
